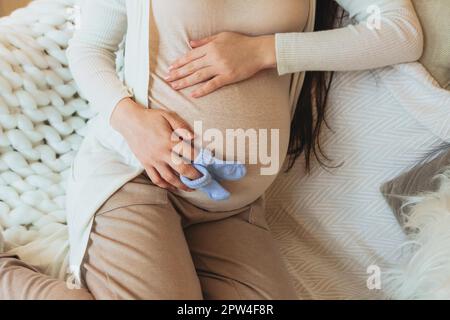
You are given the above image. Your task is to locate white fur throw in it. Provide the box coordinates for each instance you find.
[385,167,450,299]
[0,0,93,260]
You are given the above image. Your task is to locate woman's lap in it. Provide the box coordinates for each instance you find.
[185,213,298,300]
[0,173,296,300]
[81,174,297,300]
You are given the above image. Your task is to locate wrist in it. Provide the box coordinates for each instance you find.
[256,35,276,70]
[111,98,143,134]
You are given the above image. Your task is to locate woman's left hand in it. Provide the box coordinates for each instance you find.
[166,32,276,98]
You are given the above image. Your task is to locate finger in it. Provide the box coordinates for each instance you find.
[191,76,228,98]
[171,139,198,163]
[167,59,209,83]
[157,164,192,192]
[168,156,202,182]
[145,166,175,191]
[169,47,206,71]
[170,67,215,90]
[162,112,195,140]
[190,36,216,48]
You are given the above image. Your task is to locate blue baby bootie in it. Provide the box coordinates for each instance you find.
[180,149,247,201]
[195,149,247,181]
[180,165,231,201]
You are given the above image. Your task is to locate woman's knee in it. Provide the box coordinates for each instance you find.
[82,210,203,300]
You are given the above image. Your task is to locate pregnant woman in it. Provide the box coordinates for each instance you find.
[0,0,422,299]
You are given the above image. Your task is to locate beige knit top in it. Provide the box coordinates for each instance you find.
[147,0,310,211]
[67,0,424,212]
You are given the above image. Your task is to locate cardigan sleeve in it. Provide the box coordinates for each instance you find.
[67,0,131,124]
[275,0,424,75]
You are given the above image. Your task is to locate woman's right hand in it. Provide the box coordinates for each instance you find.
[111,98,201,192]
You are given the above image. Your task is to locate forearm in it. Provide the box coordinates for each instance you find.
[67,0,130,124]
[275,0,423,75]
[67,44,132,123]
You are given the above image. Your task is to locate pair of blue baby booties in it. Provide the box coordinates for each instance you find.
[180,149,247,201]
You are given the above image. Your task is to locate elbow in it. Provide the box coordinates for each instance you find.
[405,24,424,62]
[394,9,424,63]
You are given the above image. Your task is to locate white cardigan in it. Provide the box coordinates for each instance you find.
[66,0,422,284]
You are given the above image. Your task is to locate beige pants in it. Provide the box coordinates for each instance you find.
[0,174,297,300]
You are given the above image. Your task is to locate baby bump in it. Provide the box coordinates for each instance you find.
[149,70,292,211]
[175,119,290,211]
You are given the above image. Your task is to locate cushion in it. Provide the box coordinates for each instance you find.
[412,0,450,90]
[381,146,450,228]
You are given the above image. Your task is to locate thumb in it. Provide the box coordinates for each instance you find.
[164,112,195,140]
[190,35,215,48]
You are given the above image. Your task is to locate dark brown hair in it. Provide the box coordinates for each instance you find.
[287,0,341,171]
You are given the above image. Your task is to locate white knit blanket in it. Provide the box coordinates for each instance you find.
[0,0,93,279]
[1,0,449,298]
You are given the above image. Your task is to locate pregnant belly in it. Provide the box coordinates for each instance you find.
[149,70,292,211]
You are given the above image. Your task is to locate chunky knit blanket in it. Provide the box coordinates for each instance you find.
[0,0,93,278]
[1,0,449,299]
